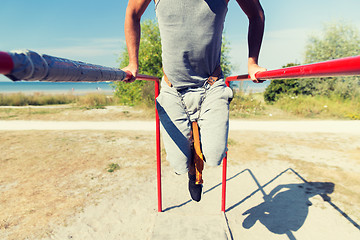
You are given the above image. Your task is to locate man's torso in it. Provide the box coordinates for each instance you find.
[156,0,228,90]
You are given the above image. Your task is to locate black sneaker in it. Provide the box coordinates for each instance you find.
[188,173,202,202]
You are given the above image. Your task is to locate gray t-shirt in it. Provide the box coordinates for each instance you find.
[156,0,228,90]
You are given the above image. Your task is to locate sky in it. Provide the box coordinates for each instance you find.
[1,0,360,82]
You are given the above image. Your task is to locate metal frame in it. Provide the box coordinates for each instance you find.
[2,51,360,213]
[222,54,360,212]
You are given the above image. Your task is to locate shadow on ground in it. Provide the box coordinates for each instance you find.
[163,167,360,239]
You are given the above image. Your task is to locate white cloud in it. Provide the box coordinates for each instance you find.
[228,27,316,75]
[34,37,126,67]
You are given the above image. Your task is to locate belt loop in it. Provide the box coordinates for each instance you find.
[206,65,222,86]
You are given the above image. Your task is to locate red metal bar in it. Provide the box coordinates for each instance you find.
[1,53,163,211]
[221,154,227,212]
[124,72,159,82]
[125,71,162,212]
[226,55,360,82]
[0,51,14,75]
[223,55,360,213]
[154,80,162,213]
[221,80,231,212]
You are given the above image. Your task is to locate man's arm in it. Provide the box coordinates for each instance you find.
[122,0,152,82]
[236,0,267,82]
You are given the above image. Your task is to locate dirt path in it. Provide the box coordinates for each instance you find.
[1,120,359,134]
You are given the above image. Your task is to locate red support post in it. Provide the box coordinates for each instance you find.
[223,55,360,213]
[1,52,163,212]
[154,79,162,212]
[126,72,162,212]
[221,79,230,212]
[221,154,227,212]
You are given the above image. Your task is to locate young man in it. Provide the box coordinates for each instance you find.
[122,0,266,202]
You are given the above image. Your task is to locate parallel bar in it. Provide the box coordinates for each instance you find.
[121,72,163,213]
[226,55,360,82]
[221,80,231,212]
[223,55,360,213]
[1,49,163,212]
[1,50,129,82]
[154,80,162,213]
[221,154,227,212]
[125,71,159,82]
[0,51,14,74]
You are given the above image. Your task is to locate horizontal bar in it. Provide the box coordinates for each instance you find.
[226,55,360,82]
[125,71,159,82]
[0,50,160,83]
[0,51,14,75]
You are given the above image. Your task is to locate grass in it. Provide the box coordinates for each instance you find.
[0,93,77,106]
[1,91,359,120]
[0,93,115,109]
[106,163,120,173]
[230,91,266,118]
[229,91,360,120]
[273,95,360,119]
[0,93,155,121]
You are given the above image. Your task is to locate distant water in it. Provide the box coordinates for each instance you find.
[0,80,269,95]
[0,81,114,95]
[232,80,270,93]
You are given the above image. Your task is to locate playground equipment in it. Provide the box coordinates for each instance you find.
[222,54,360,212]
[0,50,162,212]
[1,50,360,212]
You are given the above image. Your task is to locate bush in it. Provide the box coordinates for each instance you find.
[264,22,360,104]
[273,94,360,119]
[77,94,114,109]
[230,91,265,118]
[0,93,77,106]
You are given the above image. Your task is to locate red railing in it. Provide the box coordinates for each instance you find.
[0,51,163,212]
[124,72,162,212]
[226,55,360,82]
[221,55,360,212]
[2,51,360,213]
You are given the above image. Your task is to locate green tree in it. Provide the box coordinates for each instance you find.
[264,21,360,103]
[220,34,233,78]
[114,19,162,106]
[301,21,360,98]
[263,63,301,103]
[114,19,233,106]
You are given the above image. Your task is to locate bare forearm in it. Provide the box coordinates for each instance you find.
[236,0,266,80]
[122,0,151,81]
[124,9,141,68]
[248,14,265,64]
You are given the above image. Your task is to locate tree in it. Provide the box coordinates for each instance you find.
[263,63,301,103]
[301,21,360,98]
[114,19,234,106]
[264,21,360,103]
[114,19,162,106]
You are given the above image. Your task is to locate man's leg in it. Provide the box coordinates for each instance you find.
[198,80,233,166]
[156,81,192,175]
[156,81,204,201]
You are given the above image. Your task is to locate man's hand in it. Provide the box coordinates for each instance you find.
[248,58,267,83]
[121,64,138,83]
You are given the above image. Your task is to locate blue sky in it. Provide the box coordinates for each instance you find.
[1,0,359,82]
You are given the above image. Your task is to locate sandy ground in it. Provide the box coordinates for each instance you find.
[0,120,360,239]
